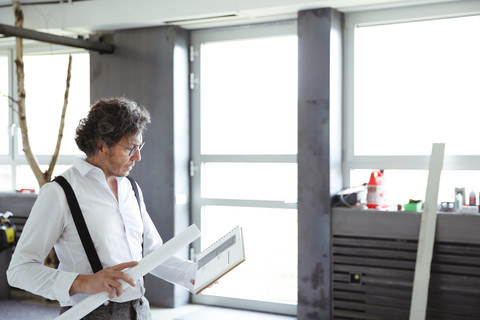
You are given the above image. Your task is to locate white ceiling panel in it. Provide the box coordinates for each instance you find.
[0,0,463,37]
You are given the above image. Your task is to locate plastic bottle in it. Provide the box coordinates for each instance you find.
[469,190,476,206]
[366,170,385,209]
[455,193,463,212]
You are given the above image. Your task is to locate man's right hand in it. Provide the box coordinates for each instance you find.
[69,261,138,299]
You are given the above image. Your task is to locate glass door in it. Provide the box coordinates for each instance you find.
[190,21,298,315]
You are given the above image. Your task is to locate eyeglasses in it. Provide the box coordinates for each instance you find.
[117,141,145,156]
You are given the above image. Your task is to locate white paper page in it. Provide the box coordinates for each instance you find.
[194,226,245,294]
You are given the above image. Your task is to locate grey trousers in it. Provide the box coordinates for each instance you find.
[59,297,151,320]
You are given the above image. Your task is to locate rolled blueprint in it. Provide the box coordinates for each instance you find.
[56,224,201,320]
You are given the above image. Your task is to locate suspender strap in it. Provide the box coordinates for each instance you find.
[54,175,143,273]
[126,176,141,210]
[126,175,145,257]
[54,176,103,273]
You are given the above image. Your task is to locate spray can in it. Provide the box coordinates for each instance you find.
[469,190,476,206]
[366,170,385,209]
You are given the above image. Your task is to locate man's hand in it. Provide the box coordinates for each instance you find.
[69,261,138,299]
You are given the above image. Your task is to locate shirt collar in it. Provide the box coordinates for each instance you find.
[73,156,103,177]
[73,156,127,184]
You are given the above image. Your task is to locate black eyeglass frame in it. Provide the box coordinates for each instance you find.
[117,141,145,156]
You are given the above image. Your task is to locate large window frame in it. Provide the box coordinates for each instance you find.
[0,39,89,192]
[190,21,298,315]
[344,1,480,196]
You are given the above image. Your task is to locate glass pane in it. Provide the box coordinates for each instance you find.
[19,53,90,156]
[0,55,8,155]
[203,162,297,201]
[201,36,297,155]
[200,206,297,304]
[354,15,480,156]
[17,164,71,192]
[351,169,480,208]
[0,165,13,192]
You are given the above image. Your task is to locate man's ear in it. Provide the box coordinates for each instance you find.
[96,141,104,153]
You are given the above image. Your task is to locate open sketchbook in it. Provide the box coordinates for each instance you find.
[194,226,245,294]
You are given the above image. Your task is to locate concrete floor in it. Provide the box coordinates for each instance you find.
[151,304,297,320]
[8,289,297,320]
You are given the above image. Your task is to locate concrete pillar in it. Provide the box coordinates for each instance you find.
[297,8,343,319]
[90,26,190,308]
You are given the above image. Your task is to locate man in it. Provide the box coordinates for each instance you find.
[7,97,195,319]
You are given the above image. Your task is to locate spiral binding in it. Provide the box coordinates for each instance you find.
[201,225,241,253]
[197,226,241,268]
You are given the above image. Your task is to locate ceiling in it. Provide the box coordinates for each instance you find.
[0,0,458,38]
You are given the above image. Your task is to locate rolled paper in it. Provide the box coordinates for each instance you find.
[56,224,201,320]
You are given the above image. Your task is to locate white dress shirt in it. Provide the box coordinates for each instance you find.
[7,157,196,307]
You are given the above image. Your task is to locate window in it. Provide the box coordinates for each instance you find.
[0,53,9,156]
[22,53,90,156]
[0,44,90,192]
[345,1,480,206]
[191,21,297,315]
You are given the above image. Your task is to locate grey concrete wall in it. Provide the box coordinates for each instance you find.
[297,8,343,320]
[90,26,191,308]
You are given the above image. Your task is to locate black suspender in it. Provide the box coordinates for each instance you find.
[126,175,145,257]
[53,175,142,273]
[54,176,103,273]
[126,176,141,210]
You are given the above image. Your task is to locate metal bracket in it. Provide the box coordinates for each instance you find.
[189,160,199,177]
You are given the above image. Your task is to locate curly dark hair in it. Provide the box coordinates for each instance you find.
[75,97,151,156]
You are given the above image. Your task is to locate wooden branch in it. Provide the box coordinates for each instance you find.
[46,54,72,182]
[13,2,45,186]
[0,91,19,112]
[0,92,19,121]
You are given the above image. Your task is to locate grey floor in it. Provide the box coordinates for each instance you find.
[4,289,296,320]
[152,304,296,320]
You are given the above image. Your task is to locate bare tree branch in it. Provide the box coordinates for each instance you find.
[13,2,72,188]
[0,92,19,113]
[46,54,72,181]
[14,1,44,186]
[12,1,71,270]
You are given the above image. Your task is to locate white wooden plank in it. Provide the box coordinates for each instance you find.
[409,143,445,320]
